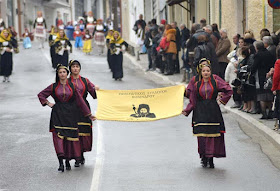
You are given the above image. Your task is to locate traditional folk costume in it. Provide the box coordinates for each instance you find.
[110,31,128,80]
[83,33,92,54]
[94,20,106,53]
[86,14,96,36]
[37,66,92,168]
[0,29,19,82]
[78,17,85,32]
[33,16,47,48]
[184,60,232,168]
[73,29,83,49]
[56,17,64,29]
[22,29,32,49]
[49,28,58,69]
[69,60,97,163]
[54,31,72,67]
[0,18,6,32]
[106,30,114,71]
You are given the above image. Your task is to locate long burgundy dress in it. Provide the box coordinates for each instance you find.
[184,74,233,158]
[38,80,91,160]
[70,75,96,152]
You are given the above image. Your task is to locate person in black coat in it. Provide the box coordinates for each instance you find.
[180,24,190,49]
[193,35,211,68]
[180,24,191,82]
[144,26,153,71]
[263,36,276,62]
[133,14,146,34]
[171,22,181,73]
[250,41,275,119]
[149,19,158,33]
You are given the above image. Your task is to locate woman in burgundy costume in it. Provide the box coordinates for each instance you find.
[68,60,99,167]
[182,58,233,168]
[38,65,95,172]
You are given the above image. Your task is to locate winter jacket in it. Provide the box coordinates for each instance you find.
[272,59,280,91]
[216,37,231,63]
[225,59,237,87]
[186,29,207,51]
[207,41,219,75]
[156,37,170,53]
[175,27,181,52]
[251,48,275,89]
[144,31,152,48]
[193,42,211,68]
[165,29,177,54]
[267,45,276,62]
[180,27,190,49]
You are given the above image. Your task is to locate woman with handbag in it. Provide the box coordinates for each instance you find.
[238,46,256,113]
[250,41,275,119]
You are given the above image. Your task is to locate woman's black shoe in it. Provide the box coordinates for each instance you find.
[81,157,85,165]
[58,164,64,172]
[260,111,268,119]
[249,110,258,114]
[209,157,215,169]
[75,160,80,167]
[267,111,274,119]
[201,157,208,168]
[65,160,71,170]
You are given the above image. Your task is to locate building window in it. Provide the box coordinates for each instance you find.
[7,0,14,27]
[75,0,84,20]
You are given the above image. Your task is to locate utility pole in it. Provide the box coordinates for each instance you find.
[17,0,22,39]
[112,0,118,31]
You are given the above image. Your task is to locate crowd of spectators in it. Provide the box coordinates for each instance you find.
[134,14,280,125]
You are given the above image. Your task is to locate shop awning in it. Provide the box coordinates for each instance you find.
[166,0,186,6]
[166,0,190,12]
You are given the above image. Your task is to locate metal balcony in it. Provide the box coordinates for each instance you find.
[43,0,70,8]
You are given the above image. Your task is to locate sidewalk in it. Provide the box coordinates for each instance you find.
[124,52,280,150]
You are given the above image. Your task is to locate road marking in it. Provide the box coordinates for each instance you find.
[90,121,105,191]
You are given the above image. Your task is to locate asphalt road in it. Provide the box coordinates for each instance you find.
[1,42,280,191]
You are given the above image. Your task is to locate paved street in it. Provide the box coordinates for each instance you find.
[1,42,280,191]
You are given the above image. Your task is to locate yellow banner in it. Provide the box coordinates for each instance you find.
[96,85,185,122]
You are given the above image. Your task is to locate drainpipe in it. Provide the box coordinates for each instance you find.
[219,0,221,28]
[17,0,22,39]
[262,0,265,28]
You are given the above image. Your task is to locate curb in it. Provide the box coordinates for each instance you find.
[225,105,280,150]
[124,53,280,149]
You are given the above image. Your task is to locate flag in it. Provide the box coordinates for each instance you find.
[96,85,185,122]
